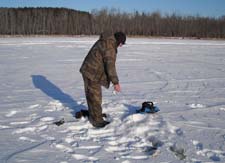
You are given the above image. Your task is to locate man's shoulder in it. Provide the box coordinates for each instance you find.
[104,37,117,50]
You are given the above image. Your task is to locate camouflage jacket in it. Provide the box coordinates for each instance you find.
[80,33,119,88]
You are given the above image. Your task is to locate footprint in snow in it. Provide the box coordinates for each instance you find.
[52,134,101,161]
[12,119,50,134]
[193,140,225,162]
[167,122,183,136]
[169,144,186,160]
[197,149,224,162]
[192,140,203,150]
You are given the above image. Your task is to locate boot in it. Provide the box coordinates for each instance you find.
[92,120,110,128]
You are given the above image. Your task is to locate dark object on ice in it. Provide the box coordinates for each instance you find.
[75,110,89,118]
[143,146,158,155]
[93,120,110,128]
[75,110,107,119]
[169,145,186,160]
[136,101,159,113]
[53,118,65,126]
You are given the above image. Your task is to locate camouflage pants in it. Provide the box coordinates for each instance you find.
[82,76,104,125]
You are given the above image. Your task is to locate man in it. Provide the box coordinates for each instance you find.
[80,32,126,128]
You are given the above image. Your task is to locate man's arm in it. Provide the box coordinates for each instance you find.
[104,47,119,85]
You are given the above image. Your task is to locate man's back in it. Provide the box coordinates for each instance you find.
[80,33,118,87]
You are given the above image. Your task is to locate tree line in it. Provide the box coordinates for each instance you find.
[0,7,225,38]
[0,7,93,35]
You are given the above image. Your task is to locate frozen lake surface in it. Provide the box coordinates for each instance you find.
[0,37,225,163]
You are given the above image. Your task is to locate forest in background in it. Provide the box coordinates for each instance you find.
[0,7,225,38]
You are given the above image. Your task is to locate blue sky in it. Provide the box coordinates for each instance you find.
[0,0,225,17]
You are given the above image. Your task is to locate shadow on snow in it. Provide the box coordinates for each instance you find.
[31,75,85,114]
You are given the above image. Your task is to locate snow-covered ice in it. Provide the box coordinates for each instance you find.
[0,37,225,163]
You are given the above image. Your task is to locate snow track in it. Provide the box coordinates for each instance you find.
[2,140,47,163]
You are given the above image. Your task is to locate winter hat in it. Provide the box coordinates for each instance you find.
[114,32,126,46]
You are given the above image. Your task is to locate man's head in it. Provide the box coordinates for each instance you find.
[114,32,126,47]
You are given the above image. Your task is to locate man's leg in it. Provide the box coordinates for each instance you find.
[83,77,104,126]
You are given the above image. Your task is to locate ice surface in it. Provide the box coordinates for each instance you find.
[0,37,225,163]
